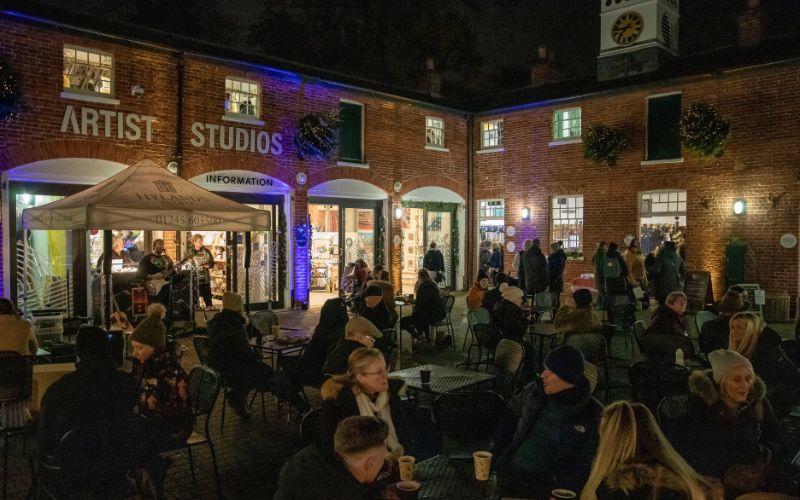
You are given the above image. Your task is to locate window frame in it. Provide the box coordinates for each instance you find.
[338,99,366,165]
[644,92,683,163]
[224,77,261,119]
[425,116,445,148]
[480,119,504,150]
[551,107,582,143]
[550,194,584,255]
[62,45,115,98]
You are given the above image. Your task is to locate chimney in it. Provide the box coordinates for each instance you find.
[530,45,560,87]
[426,57,441,97]
[737,0,765,47]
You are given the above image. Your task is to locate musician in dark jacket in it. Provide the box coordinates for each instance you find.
[183,234,215,309]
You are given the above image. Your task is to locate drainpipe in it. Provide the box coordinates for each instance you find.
[466,113,474,288]
[175,52,185,170]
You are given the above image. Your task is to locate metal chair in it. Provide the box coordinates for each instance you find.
[565,333,616,401]
[532,292,558,322]
[694,310,717,336]
[493,339,526,400]
[434,295,456,348]
[376,328,397,367]
[0,351,33,500]
[628,361,690,413]
[465,323,500,367]
[657,394,689,428]
[463,308,491,351]
[608,302,637,358]
[161,365,223,499]
[584,362,600,395]
[300,408,324,448]
[431,391,505,458]
[633,320,647,351]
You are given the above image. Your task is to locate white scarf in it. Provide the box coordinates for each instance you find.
[353,388,403,459]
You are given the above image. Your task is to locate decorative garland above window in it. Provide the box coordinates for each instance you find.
[583,124,628,167]
[0,57,26,123]
[293,111,341,160]
[679,102,731,158]
[375,216,385,267]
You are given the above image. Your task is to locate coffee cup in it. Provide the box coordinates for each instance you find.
[473,451,492,481]
[396,481,420,500]
[419,369,431,385]
[550,489,577,499]
[271,325,280,337]
[397,455,415,481]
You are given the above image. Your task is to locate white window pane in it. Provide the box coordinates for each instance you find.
[64,48,75,59]
[679,192,686,202]
[678,202,686,212]
[576,208,583,219]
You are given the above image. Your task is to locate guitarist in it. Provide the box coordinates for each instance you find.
[182,234,216,310]
[137,238,174,307]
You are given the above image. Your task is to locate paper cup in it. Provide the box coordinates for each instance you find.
[550,489,577,499]
[398,455,415,481]
[472,451,492,481]
[396,480,420,500]
[271,325,280,337]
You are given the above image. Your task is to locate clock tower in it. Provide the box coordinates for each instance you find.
[597,0,679,81]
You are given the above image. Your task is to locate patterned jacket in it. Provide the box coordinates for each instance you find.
[132,348,193,441]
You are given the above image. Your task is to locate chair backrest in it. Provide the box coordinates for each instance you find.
[0,350,33,402]
[376,328,396,361]
[444,294,456,315]
[633,320,647,350]
[187,365,221,417]
[657,394,689,429]
[610,303,637,330]
[695,310,717,334]
[472,324,499,351]
[468,308,491,327]
[494,339,525,375]
[251,310,278,335]
[300,408,324,447]
[534,292,555,308]
[584,362,600,394]
[628,361,690,413]
[193,335,211,365]
[432,391,505,441]
[565,333,608,365]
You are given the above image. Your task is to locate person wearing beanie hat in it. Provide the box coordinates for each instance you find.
[324,317,383,376]
[698,287,750,356]
[466,270,490,310]
[554,288,601,338]
[38,325,137,456]
[671,351,791,495]
[207,292,310,420]
[492,284,528,343]
[492,345,602,498]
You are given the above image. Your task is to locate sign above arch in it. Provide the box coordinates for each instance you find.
[189,169,290,193]
[308,179,387,200]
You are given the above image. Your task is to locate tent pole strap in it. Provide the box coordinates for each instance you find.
[103,229,112,330]
[244,232,251,315]
[22,230,28,317]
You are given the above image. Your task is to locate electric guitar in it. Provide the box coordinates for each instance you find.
[144,275,170,296]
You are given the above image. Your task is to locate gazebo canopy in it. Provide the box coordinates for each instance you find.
[22,159,271,231]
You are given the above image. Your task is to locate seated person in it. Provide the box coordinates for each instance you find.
[361,285,394,331]
[641,291,694,360]
[324,316,383,376]
[207,292,308,418]
[0,298,38,355]
[699,286,749,356]
[321,348,411,459]
[492,346,602,498]
[274,416,391,500]
[38,325,137,456]
[400,269,445,347]
[368,264,390,283]
[466,270,489,310]
[365,279,398,328]
[482,272,508,321]
[554,289,601,337]
[492,284,528,343]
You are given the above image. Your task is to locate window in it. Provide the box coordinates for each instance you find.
[661,14,673,49]
[553,108,582,141]
[647,93,682,161]
[225,78,259,117]
[339,101,364,163]
[425,117,445,147]
[551,195,584,253]
[478,199,505,251]
[63,46,113,95]
[639,190,686,255]
[481,120,503,149]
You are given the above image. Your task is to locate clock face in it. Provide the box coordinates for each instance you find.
[612,12,644,45]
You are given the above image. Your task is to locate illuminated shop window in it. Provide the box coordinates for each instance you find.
[551,195,583,252]
[225,78,260,117]
[63,46,113,95]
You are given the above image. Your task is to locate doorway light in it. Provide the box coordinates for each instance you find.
[394,206,403,220]
[521,207,531,220]
[733,199,747,216]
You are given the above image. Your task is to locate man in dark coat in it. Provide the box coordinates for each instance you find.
[206,292,308,418]
[522,239,548,295]
[547,241,567,309]
[323,317,383,376]
[647,240,685,306]
[422,242,445,283]
[38,326,137,456]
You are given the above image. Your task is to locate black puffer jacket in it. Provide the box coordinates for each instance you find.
[698,315,733,356]
[522,246,548,294]
[492,299,528,342]
[747,326,800,416]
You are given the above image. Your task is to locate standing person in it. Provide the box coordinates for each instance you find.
[699,287,749,355]
[514,239,533,294]
[478,241,492,274]
[488,243,504,285]
[581,401,724,500]
[624,238,648,309]
[422,242,445,284]
[591,242,607,310]
[548,241,567,310]
[647,241,685,306]
[400,269,445,349]
[137,239,174,307]
[0,298,38,355]
[466,269,489,310]
[183,234,216,310]
[600,242,629,316]
[522,239,548,297]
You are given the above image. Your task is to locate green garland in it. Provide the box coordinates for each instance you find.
[0,57,26,123]
[293,111,341,160]
[401,201,459,267]
[583,124,628,167]
[680,102,731,158]
[278,212,287,295]
[375,216,385,266]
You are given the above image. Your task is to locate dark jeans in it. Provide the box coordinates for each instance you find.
[400,316,430,340]
[198,282,213,308]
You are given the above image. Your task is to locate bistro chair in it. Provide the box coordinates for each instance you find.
[657,394,689,439]
[584,362,600,395]
[463,307,491,351]
[565,333,620,401]
[434,295,456,348]
[431,391,505,458]
[0,351,34,500]
[694,310,717,337]
[531,292,558,322]
[628,361,690,414]
[465,323,500,367]
[376,328,397,368]
[608,302,637,358]
[633,320,648,352]
[492,339,526,400]
[161,365,223,499]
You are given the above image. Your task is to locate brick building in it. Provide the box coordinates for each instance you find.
[0,0,798,319]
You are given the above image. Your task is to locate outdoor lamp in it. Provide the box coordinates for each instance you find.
[394,206,404,220]
[733,199,747,215]
[521,207,531,220]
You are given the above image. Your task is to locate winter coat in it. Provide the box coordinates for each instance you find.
[516,251,527,293]
[422,248,445,273]
[288,302,347,387]
[641,306,694,359]
[548,249,567,294]
[522,246,548,294]
[591,247,607,291]
[479,248,492,272]
[207,309,261,371]
[320,377,412,458]
[670,370,781,480]
[0,315,38,355]
[482,287,504,318]
[698,315,733,356]
[466,284,486,310]
[492,299,528,342]
[489,249,503,270]
[361,303,394,332]
[274,444,382,500]
[746,326,800,416]
[600,250,629,296]
[647,248,685,300]
[554,306,601,335]
[411,280,445,329]
[183,245,215,283]
[323,339,365,376]
[624,248,648,287]
[131,348,193,441]
[38,359,137,455]
[597,462,724,500]
[492,378,602,493]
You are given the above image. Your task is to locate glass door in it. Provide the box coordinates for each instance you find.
[309,204,340,294]
[235,203,278,308]
[426,210,453,288]
[343,207,375,270]
[400,207,424,293]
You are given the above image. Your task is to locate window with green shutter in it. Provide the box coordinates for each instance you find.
[647,94,682,161]
[339,101,363,163]
[553,108,581,141]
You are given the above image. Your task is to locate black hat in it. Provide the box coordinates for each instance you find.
[544,346,585,385]
[476,269,489,282]
[572,289,593,308]
[363,285,383,298]
[75,325,112,361]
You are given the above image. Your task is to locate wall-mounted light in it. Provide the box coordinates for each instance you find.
[733,199,747,216]
[394,206,404,220]
[521,207,531,220]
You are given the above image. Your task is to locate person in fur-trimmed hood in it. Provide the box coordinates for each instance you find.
[668,350,795,498]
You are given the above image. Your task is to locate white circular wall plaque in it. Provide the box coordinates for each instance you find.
[506,226,516,237]
[780,233,797,249]
[506,241,516,252]
[166,161,179,174]
[393,181,403,193]
[393,235,402,246]
[296,172,307,185]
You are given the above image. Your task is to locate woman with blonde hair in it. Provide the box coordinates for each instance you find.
[320,348,411,459]
[582,401,722,500]
[728,311,800,416]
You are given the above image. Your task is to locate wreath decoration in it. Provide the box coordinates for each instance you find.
[679,102,731,158]
[293,111,341,160]
[0,57,26,123]
[583,124,628,167]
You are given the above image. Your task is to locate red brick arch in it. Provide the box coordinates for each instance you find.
[0,139,147,172]
[181,154,296,187]
[398,175,467,201]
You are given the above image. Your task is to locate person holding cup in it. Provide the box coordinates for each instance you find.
[323,316,384,376]
[581,401,723,500]
[321,347,412,460]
